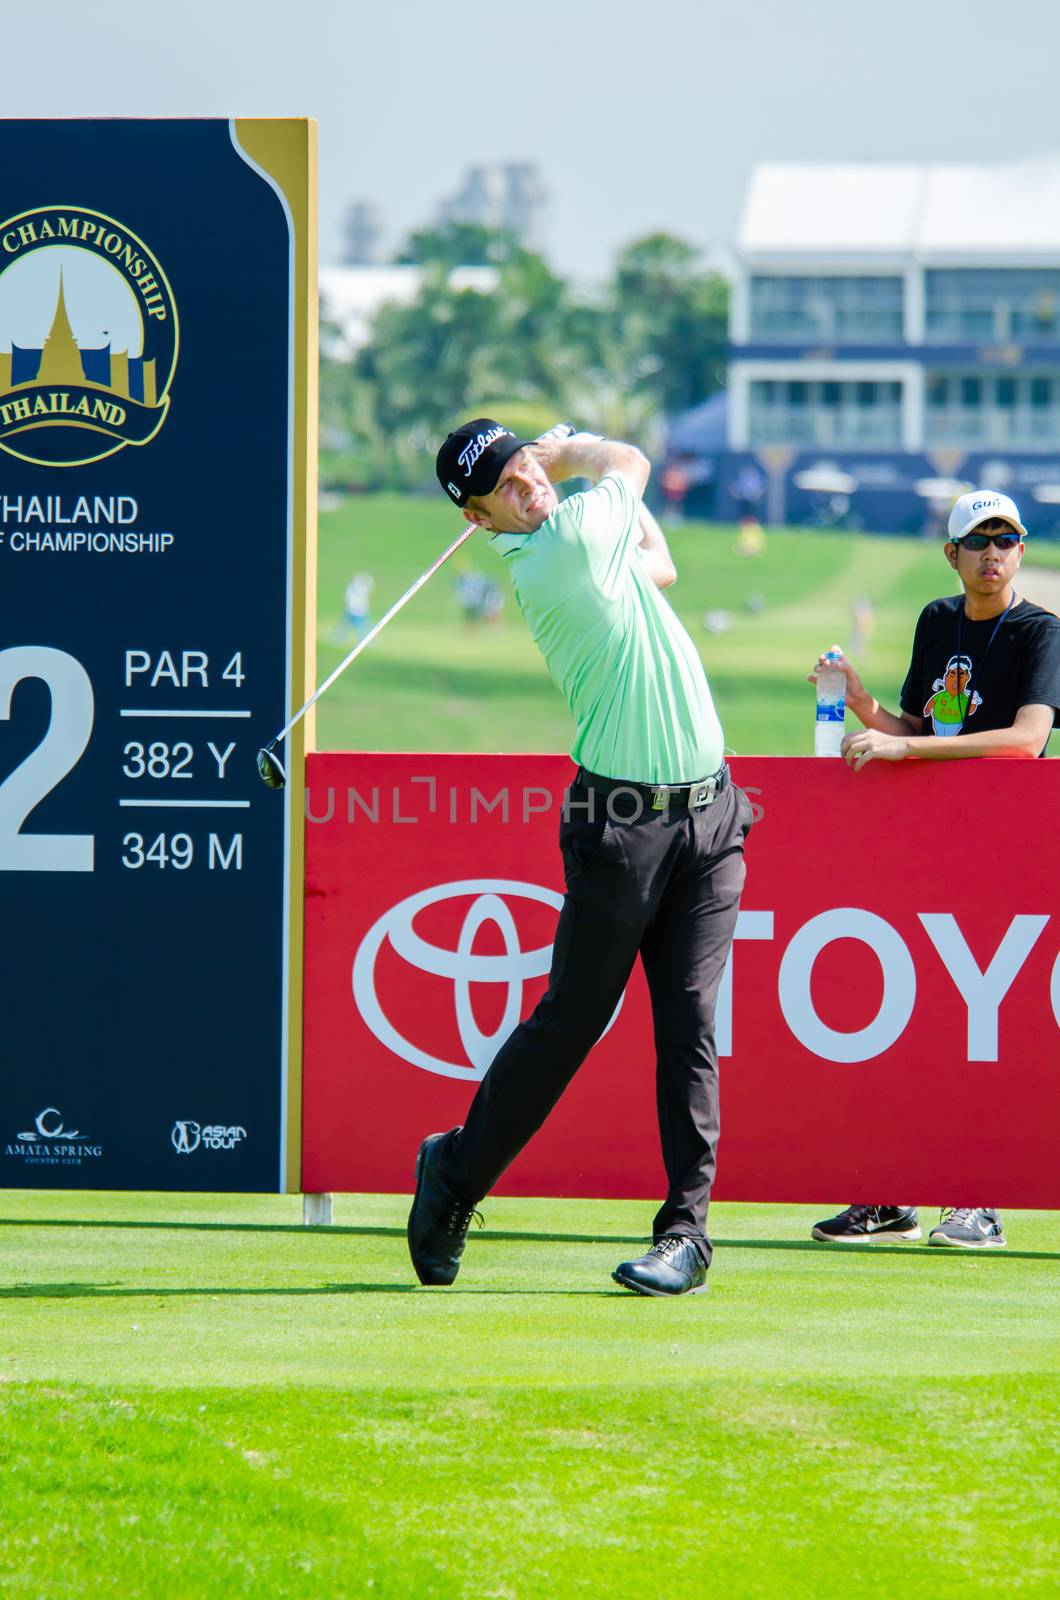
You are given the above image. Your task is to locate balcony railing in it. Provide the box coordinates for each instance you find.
[748,408,903,447]
[923,409,1060,447]
[749,312,905,343]
[925,312,1060,344]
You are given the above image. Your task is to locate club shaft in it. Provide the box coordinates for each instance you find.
[271,524,477,746]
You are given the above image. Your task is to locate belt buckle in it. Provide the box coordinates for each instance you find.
[690,776,717,810]
[651,786,670,811]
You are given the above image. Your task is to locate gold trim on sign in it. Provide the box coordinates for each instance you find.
[233,118,319,1197]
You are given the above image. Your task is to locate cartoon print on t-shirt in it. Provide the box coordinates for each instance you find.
[924,653,982,736]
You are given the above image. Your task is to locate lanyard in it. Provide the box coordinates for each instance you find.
[954,595,1015,733]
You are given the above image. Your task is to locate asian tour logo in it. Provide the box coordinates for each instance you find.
[352,879,622,1081]
[0,205,178,466]
[171,1121,248,1155]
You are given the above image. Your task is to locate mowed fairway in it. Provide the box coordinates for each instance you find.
[2,1190,1059,1599]
[314,495,1060,758]
[4,504,1058,1597]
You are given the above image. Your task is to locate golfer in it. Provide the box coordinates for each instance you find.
[408,419,753,1296]
[808,488,1060,1249]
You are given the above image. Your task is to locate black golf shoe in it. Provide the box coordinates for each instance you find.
[928,1208,1007,1249]
[612,1236,708,1297]
[811,1204,921,1242]
[407,1130,481,1286]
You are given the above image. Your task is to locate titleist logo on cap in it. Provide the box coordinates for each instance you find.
[435,416,526,507]
[457,426,510,477]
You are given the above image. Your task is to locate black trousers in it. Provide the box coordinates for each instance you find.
[437,769,752,1266]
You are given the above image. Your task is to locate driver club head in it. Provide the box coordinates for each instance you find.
[256,744,287,790]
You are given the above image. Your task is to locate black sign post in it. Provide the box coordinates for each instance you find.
[0,119,316,1191]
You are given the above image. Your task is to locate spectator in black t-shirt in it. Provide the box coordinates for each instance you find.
[806,489,1060,1251]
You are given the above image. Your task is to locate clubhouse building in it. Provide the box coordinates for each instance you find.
[673,156,1060,532]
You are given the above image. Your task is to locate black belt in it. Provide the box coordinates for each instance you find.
[575,764,729,811]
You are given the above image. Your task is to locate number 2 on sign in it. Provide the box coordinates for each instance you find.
[0,646,95,872]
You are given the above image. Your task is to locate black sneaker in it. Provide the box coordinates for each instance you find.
[406,1130,482,1286]
[928,1208,1007,1249]
[811,1204,921,1243]
[612,1236,708,1297]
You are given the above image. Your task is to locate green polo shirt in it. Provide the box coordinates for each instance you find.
[490,473,724,783]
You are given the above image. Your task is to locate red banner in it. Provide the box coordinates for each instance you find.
[302,754,1060,1206]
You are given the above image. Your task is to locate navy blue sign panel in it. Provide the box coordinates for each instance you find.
[0,120,315,1191]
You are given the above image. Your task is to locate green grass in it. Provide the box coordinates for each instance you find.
[315,500,997,757]
[2,1190,1058,1598]
[6,503,1056,1596]
[1021,536,1060,570]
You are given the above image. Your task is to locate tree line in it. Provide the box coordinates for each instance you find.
[320,223,728,491]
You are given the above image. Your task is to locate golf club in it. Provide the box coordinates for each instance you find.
[257,423,577,789]
[256,523,477,788]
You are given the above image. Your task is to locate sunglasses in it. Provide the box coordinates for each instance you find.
[955,531,1021,551]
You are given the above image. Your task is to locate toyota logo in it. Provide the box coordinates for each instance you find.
[352,879,622,1081]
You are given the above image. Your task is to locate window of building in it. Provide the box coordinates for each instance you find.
[925,270,1060,343]
[748,377,902,446]
[749,276,903,343]
[923,369,1060,447]
[1017,289,1058,338]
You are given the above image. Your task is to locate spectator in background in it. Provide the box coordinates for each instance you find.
[733,517,766,558]
[849,595,876,658]
[332,571,374,645]
[729,461,766,520]
[806,489,1060,1250]
[455,567,489,628]
[482,578,504,626]
[661,458,690,525]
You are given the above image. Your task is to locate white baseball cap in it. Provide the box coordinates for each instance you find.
[947,489,1028,542]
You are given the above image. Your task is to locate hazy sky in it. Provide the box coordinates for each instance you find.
[9,0,1060,277]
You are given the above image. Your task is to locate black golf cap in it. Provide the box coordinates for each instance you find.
[436,417,529,507]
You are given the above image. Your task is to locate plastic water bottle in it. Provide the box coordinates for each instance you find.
[815,649,846,757]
